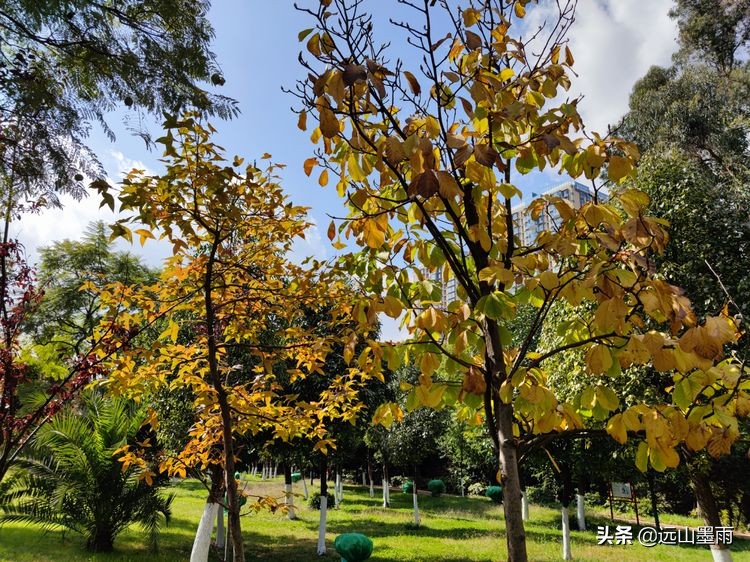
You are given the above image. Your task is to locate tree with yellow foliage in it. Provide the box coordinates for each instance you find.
[94,115,375,561]
[293,1,747,560]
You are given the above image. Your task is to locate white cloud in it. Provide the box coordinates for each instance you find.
[16,149,170,267]
[110,149,150,178]
[524,0,677,134]
[565,0,678,133]
[16,192,117,265]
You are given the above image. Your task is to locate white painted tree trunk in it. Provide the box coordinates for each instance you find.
[369,477,374,498]
[285,483,297,520]
[576,494,586,531]
[382,478,389,507]
[191,502,219,562]
[251,465,257,477]
[261,463,267,480]
[302,474,309,500]
[710,546,733,562]
[561,506,572,561]
[335,472,343,507]
[273,464,277,478]
[412,489,421,526]
[215,505,225,548]
[317,496,328,555]
[386,480,391,504]
[521,491,529,521]
[362,472,367,485]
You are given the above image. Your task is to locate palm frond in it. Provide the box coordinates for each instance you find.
[1,391,172,552]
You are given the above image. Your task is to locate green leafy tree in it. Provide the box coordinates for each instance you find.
[30,221,156,355]
[670,0,750,72]
[618,5,750,556]
[439,412,496,493]
[0,391,173,552]
[0,0,237,211]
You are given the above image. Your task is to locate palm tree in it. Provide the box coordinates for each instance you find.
[0,392,173,552]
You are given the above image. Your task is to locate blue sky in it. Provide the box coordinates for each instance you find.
[18,0,679,272]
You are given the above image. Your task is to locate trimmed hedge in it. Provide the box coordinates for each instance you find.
[402,481,414,494]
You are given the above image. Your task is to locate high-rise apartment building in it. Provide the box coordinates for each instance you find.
[511,181,598,246]
[423,181,598,307]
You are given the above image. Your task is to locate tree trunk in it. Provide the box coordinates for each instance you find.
[302,470,309,500]
[317,457,328,555]
[646,471,659,531]
[218,397,244,562]
[191,502,219,562]
[382,462,390,508]
[496,402,527,562]
[284,465,297,520]
[521,490,529,521]
[559,461,574,560]
[368,454,375,498]
[203,238,244,562]
[192,466,223,562]
[87,528,115,552]
[215,504,225,549]
[690,466,733,562]
[412,467,421,526]
[561,506,572,561]
[576,494,586,531]
[335,469,342,508]
[483,310,527,562]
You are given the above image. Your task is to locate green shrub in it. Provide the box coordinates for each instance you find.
[486,485,503,503]
[468,482,486,496]
[525,485,556,505]
[402,481,414,494]
[308,492,335,510]
[427,479,446,497]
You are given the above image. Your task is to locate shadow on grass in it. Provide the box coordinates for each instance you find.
[327,518,497,541]
[341,486,505,518]
[242,528,496,562]
[0,521,193,561]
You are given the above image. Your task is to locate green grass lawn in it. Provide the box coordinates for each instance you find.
[1,477,748,561]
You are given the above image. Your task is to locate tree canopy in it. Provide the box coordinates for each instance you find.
[294,1,747,560]
[0,0,237,210]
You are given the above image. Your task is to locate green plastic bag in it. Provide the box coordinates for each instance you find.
[334,533,373,562]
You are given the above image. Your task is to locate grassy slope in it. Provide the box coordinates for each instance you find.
[0,477,748,561]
